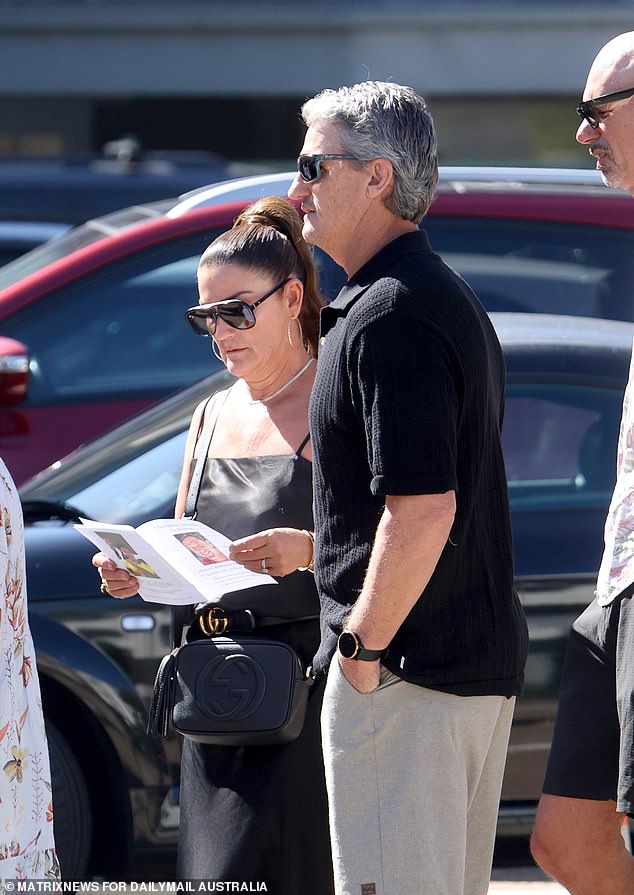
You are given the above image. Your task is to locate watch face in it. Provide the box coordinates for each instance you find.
[338,631,358,659]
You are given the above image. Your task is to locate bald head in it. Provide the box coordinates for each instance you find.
[577,31,634,194]
[585,31,634,97]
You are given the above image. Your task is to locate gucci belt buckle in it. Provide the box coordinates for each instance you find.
[198,606,229,637]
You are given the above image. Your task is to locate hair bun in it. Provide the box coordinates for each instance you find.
[233,195,300,243]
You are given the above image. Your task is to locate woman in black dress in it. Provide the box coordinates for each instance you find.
[95,196,333,893]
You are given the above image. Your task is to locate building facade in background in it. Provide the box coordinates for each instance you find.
[2,0,634,167]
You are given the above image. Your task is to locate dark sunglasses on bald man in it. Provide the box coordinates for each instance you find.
[297,153,371,183]
[576,86,634,129]
[185,278,291,336]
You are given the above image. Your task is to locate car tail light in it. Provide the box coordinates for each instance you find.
[0,336,30,406]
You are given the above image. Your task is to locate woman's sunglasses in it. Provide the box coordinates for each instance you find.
[185,278,290,336]
[296,153,369,183]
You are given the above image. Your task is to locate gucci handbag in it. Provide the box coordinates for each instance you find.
[148,633,312,745]
[147,394,313,746]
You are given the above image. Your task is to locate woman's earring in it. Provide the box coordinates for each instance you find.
[211,337,223,363]
[288,317,308,352]
[296,317,308,354]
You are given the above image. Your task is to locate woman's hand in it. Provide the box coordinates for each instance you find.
[92,552,140,599]
[229,527,314,578]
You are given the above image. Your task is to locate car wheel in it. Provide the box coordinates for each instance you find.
[47,720,93,879]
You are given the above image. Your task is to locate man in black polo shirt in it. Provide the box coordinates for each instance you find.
[288,82,528,895]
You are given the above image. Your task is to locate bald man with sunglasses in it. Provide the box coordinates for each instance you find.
[530,31,634,895]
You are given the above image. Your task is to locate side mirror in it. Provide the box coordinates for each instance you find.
[0,336,30,406]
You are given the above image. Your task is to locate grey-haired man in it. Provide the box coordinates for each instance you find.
[289,81,528,895]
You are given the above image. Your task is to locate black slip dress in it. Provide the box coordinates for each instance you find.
[176,430,334,894]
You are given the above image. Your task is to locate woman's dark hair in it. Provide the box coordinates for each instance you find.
[198,196,324,356]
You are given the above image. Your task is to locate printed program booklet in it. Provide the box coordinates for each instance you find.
[75,517,276,605]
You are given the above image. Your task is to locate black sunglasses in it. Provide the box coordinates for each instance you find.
[576,86,634,128]
[185,278,291,336]
[297,153,370,183]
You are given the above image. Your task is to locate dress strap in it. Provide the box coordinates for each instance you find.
[296,432,311,456]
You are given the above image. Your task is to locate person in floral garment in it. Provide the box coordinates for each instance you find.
[0,457,59,882]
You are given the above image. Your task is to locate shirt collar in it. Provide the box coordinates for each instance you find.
[328,229,433,313]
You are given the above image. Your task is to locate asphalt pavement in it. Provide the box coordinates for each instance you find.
[488,840,566,893]
[489,886,565,893]
[489,865,566,893]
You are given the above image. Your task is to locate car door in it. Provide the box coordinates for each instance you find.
[500,376,625,820]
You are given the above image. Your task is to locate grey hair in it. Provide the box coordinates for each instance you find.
[301,81,438,224]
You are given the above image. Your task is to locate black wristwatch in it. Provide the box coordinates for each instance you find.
[337,630,386,662]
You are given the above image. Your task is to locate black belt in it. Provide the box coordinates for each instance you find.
[194,606,312,637]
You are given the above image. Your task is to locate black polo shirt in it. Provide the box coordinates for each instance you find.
[309,230,528,696]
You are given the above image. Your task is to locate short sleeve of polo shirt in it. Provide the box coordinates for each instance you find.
[350,309,460,497]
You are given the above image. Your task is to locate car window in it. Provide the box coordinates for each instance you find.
[504,382,624,578]
[313,247,346,302]
[3,234,222,405]
[63,430,187,524]
[426,219,634,322]
[19,370,232,524]
[0,203,173,291]
[504,383,622,501]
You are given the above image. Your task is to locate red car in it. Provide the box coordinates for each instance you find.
[1,166,634,484]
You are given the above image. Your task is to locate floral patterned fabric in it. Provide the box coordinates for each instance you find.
[596,338,634,606]
[0,458,59,882]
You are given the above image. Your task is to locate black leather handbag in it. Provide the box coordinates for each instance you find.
[149,633,312,745]
[147,392,313,746]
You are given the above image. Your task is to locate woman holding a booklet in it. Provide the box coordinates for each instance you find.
[93,196,334,894]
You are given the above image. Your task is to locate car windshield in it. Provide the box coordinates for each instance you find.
[20,369,233,526]
[0,199,175,290]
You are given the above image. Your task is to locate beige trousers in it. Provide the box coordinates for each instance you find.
[321,659,515,895]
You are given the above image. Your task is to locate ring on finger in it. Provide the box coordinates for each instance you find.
[261,558,268,572]
[100,581,109,595]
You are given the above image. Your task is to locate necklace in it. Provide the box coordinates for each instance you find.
[247,357,314,404]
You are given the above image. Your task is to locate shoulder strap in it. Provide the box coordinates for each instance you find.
[184,387,231,520]
[171,387,232,650]
[296,432,311,456]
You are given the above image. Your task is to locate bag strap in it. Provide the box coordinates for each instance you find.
[172,387,231,650]
[184,387,231,520]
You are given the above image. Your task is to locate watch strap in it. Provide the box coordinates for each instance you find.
[355,644,386,661]
[338,630,387,662]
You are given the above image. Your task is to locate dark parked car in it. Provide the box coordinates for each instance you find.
[1,166,634,483]
[18,312,631,878]
[0,142,232,225]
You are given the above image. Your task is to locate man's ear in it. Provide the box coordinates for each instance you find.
[366,158,394,200]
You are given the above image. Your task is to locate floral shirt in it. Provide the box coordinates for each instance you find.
[596,339,634,606]
[0,459,59,882]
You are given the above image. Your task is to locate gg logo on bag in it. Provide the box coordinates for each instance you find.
[196,653,267,721]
